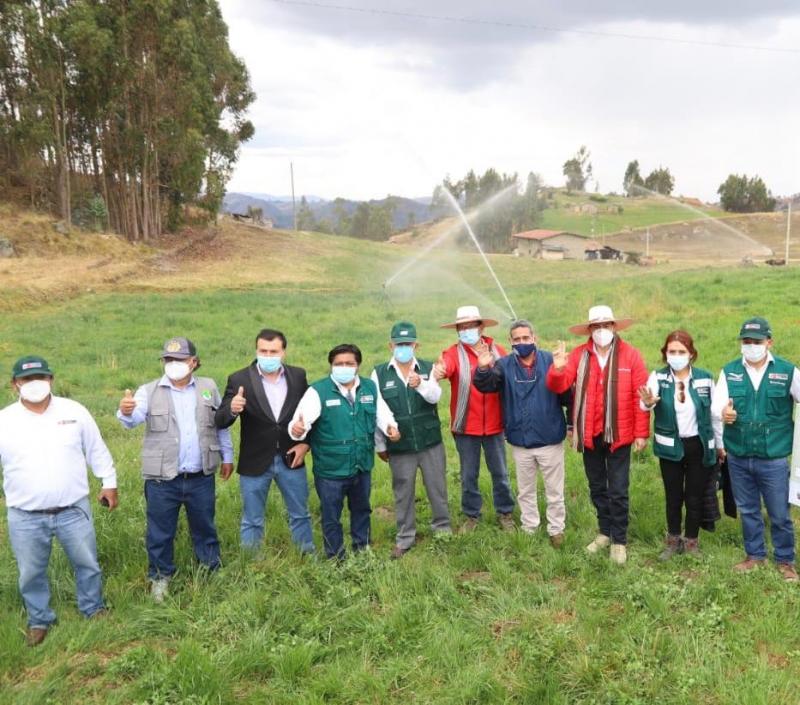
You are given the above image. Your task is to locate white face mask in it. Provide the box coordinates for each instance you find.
[666,354,690,372]
[741,344,767,363]
[18,379,51,403]
[164,360,191,381]
[591,328,614,348]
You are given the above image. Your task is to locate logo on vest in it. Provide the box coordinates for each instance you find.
[359,394,374,404]
[768,373,788,381]
[201,389,212,400]
[325,398,342,407]
[727,372,744,382]
[385,380,396,388]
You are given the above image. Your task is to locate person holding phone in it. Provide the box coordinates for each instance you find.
[0,355,118,647]
[215,329,315,554]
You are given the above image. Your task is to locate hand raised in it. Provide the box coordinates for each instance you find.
[407,371,422,388]
[475,340,494,369]
[231,385,247,415]
[119,389,136,416]
[638,384,660,407]
[291,413,306,438]
[552,341,568,370]
[433,354,448,381]
[722,398,737,425]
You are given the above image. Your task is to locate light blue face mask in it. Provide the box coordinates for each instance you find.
[393,344,414,364]
[257,355,282,374]
[331,365,357,385]
[458,328,480,346]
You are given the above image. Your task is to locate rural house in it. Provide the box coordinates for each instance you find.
[512,229,588,260]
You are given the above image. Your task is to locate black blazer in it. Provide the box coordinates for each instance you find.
[215,362,308,475]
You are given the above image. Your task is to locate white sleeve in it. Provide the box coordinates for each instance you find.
[417,373,442,404]
[790,367,800,403]
[371,370,397,431]
[80,406,117,488]
[288,387,321,440]
[711,371,728,449]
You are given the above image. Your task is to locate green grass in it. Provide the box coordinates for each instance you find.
[1,245,800,704]
[538,192,726,237]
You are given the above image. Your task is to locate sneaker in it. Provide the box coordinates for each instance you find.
[390,545,411,560]
[151,578,170,603]
[498,513,516,532]
[586,534,611,554]
[549,533,565,549]
[25,627,48,647]
[682,537,701,556]
[610,544,627,565]
[658,534,683,561]
[459,516,479,534]
[733,557,766,573]
[777,562,799,583]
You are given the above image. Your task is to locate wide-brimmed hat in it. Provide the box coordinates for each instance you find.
[568,305,633,336]
[440,305,498,329]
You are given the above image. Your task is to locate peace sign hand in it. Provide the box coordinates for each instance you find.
[553,341,568,370]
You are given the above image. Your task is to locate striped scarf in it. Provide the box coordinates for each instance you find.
[453,340,501,433]
[572,337,619,451]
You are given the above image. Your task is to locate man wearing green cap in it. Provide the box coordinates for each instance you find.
[712,317,800,582]
[0,356,118,646]
[117,337,234,601]
[371,322,451,559]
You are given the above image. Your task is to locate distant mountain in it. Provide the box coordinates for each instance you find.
[241,192,326,203]
[222,192,433,231]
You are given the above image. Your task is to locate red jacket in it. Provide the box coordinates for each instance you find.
[546,337,649,451]
[441,337,507,436]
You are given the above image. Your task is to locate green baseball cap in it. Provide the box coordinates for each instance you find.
[738,317,772,340]
[12,355,54,379]
[390,321,417,343]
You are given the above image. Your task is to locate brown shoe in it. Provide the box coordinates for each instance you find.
[733,557,766,573]
[498,513,516,533]
[658,534,683,561]
[549,533,565,549]
[777,562,799,583]
[459,516,479,534]
[26,627,48,647]
[682,537,701,556]
[390,545,411,560]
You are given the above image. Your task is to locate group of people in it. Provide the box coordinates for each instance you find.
[1,305,798,647]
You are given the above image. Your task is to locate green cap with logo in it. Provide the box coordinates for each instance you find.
[390,321,417,343]
[12,355,54,379]
[738,316,772,340]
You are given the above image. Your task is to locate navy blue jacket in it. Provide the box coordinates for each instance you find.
[473,350,572,449]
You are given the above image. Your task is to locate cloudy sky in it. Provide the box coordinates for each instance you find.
[218,1,800,202]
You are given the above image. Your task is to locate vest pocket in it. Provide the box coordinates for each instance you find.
[141,448,165,478]
[766,385,788,416]
[201,401,217,427]
[147,412,169,433]
[205,444,222,470]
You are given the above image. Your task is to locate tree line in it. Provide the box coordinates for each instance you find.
[0,0,254,240]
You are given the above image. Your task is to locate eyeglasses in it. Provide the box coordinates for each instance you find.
[677,380,685,403]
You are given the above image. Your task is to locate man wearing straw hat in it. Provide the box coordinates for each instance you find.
[433,305,515,532]
[546,305,649,564]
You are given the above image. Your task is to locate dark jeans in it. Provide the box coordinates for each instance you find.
[659,436,710,539]
[583,436,631,545]
[452,432,515,518]
[144,473,220,579]
[313,472,372,559]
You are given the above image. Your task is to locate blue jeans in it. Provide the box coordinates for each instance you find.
[583,438,631,545]
[727,454,795,563]
[6,496,104,628]
[313,472,371,559]
[239,456,315,553]
[452,432,515,518]
[144,473,220,579]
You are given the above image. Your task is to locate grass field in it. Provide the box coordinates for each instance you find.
[1,221,800,704]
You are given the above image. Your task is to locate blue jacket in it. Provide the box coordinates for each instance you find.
[473,350,571,448]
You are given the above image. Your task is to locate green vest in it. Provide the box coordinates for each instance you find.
[722,356,795,459]
[651,367,716,467]
[374,360,442,455]
[308,376,377,479]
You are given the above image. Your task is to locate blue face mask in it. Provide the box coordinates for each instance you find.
[393,344,414,364]
[513,343,536,358]
[257,355,282,374]
[331,366,357,385]
[458,328,480,346]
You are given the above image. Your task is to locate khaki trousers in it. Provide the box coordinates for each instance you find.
[510,442,566,535]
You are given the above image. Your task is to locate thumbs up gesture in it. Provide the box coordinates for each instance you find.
[433,354,448,381]
[119,388,136,416]
[291,413,306,438]
[722,398,737,425]
[231,385,247,415]
[407,370,421,388]
[553,341,568,371]
[475,340,494,369]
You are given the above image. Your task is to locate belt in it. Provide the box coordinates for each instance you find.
[176,470,205,479]
[28,506,73,515]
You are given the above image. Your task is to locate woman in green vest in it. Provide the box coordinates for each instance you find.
[639,330,720,560]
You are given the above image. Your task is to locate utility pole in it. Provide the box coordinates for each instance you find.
[290,162,297,231]
[785,200,792,265]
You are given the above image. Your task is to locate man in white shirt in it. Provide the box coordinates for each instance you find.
[0,356,118,646]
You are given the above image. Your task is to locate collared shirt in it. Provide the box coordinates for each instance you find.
[0,396,117,511]
[641,368,703,439]
[711,353,800,447]
[593,344,610,370]
[371,357,442,452]
[289,375,394,441]
[116,375,234,470]
[260,367,288,419]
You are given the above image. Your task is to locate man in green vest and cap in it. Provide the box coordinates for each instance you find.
[712,317,800,582]
[289,343,399,559]
[372,322,452,559]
